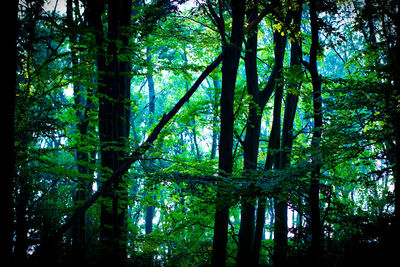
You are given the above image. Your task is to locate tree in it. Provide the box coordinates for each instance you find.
[236,1,290,265]
[4,0,18,263]
[66,0,96,259]
[97,0,132,263]
[304,0,323,263]
[211,1,245,266]
[11,0,400,265]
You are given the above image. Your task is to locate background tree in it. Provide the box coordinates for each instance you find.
[10,0,400,266]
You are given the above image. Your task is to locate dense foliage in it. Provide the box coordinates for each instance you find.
[8,0,400,266]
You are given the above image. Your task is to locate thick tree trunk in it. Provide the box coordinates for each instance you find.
[211,1,245,266]
[99,0,132,264]
[87,0,132,263]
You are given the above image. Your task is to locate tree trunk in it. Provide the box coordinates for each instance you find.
[211,1,245,266]
[145,46,155,236]
[252,15,286,266]
[250,13,287,266]
[5,0,18,263]
[307,0,323,264]
[267,19,288,266]
[87,0,132,264]
[67,0,94,259]
[102,0,132,264]
[237,3,260,266]
[387,0,400,254]
[210,79,220,160]
[275,4,303,267]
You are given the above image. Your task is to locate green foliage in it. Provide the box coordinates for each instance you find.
[12,0,399,266]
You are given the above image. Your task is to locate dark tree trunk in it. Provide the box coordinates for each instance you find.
[307,0,323,264]
[244,15,287,267]
[389,0,400,252]
[67,0,94,260]
[87,0,132,264]
[250,11,288,266]
[237,3,260,266]
[99,0,132,264]
[274,4,303,267]
[395,124,400,241]
[5,0,18,263]
[211,1,245,266]
[269,19,288,267]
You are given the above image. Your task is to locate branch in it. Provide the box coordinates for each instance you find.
[49,50,226,242]
[205,0,226,42]
[259,67,277,106]
[244,8,269,33]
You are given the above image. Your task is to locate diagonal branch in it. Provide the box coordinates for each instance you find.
[51,50,226,241]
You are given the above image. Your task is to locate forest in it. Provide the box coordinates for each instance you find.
[5,0,400,266]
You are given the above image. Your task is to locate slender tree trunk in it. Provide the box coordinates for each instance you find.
[145,46,155,236]
[211,1,245,266]
[389,0,400,251]
[238,2,289,265]
[275,4,303,267]
[394,125,400,241]
[245,13,287,265]
[67,0,93,259]
[5,0,18,263]
[307,0,323,264]
[237,3,259,265]
[251,23,287,267]
[269,21,288,266]
[210,79,220,160]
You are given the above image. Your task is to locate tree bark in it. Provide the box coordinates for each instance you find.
[211,1,245,266]
[98,0,132,264]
